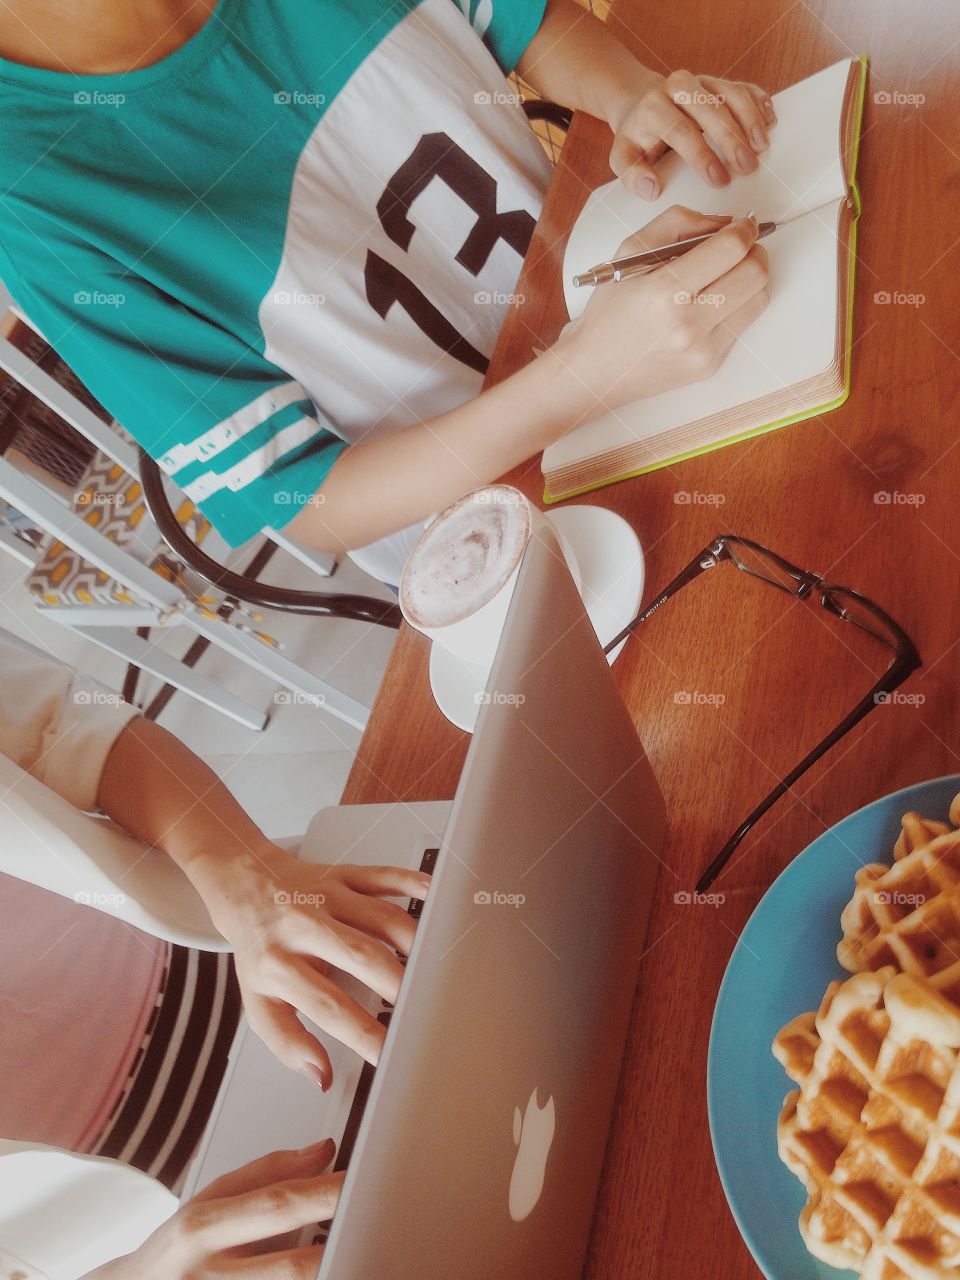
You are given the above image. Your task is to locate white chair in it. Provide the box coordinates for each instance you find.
[0,284,392,732]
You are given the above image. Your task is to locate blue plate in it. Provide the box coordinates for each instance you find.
[707,775,960,1280]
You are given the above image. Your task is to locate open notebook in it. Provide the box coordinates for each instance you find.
[542,56,868,503]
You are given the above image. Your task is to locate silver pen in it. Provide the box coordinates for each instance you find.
[572,219,780,288]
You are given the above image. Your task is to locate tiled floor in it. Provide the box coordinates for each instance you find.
[0,542,399,841]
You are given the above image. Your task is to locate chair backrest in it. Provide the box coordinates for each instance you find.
[0,293,188,619]
[0,282,140,473]
[0,754,227,950]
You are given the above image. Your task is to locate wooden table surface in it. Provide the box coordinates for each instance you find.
[343,2,960,1274]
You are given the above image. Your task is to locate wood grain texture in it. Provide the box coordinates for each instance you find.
[343,3,960,1274]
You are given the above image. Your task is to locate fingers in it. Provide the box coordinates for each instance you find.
[702,76,771,153]
[193,1141,336,1203]
[245,995,334,1088]
[608,130,661,201]
[646,92,731,189]
[183,1172,344,1254]
[318,917,406,1002]
[711,283,771,355]
[222,1245,326,1277]
[611,76,778,199]
[609,92,725,198]
[285,957,387,1065]
[664,70,757,177]
[335,892,417,957]
[696,244,770,321]
[342,863,431,902]
[752,84,777,128]
[613,205,733,260]
[670,215,759,295]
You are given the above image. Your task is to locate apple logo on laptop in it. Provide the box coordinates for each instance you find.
[509,1087,556,1222]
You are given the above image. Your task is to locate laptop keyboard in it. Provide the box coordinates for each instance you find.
[407,845,440,921]
[333,847,439,1175]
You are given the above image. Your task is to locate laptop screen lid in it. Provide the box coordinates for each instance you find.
[318,523,666,1280]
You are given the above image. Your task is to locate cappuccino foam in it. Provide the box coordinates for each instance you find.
[400,488,531,629]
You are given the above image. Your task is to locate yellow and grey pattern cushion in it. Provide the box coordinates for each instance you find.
[29,451,211,609]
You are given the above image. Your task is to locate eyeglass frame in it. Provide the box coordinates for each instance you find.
[602,534,922,892]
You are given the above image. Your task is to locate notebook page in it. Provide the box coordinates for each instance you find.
[562,57,855,324]
[544,198,845,469]
[541,59,856,474]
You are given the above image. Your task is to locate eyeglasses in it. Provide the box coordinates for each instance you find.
[603,535,921,892]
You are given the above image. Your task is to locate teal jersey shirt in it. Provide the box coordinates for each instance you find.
[0,0,551,578]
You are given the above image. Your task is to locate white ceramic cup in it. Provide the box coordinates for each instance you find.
[399,485,580,670]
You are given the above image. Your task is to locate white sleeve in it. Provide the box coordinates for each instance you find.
[0,629,139,812]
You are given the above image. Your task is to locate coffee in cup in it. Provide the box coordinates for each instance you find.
[400,486,579,669]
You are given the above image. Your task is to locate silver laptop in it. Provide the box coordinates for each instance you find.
[187,524,665,1279]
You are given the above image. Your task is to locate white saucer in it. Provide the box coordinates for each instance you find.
[428,505,645,732]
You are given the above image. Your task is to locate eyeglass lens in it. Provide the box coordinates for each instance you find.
[724,539,802,594]
[822,587,898,645]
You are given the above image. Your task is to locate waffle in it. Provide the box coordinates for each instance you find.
[774,966,960,1277]
[838,793,960,986]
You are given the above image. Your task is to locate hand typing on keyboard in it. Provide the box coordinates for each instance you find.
[83,1140,343,1280]
[197,846,432,1088]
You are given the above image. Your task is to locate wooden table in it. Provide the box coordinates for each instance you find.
[343,2,960,1274]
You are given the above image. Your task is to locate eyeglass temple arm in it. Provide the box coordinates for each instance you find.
[602,549,717,655]
[696,654,921,894]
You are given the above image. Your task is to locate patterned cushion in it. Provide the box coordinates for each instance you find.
[29,450,211,610]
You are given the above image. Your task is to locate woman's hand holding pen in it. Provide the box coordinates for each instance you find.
[606,70,778,199]
[552,206,769,421]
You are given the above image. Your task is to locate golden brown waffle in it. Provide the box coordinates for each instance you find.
[774,966,960,1277]
[838,794,960,983]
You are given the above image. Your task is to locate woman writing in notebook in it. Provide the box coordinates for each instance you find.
[0,0,773,587]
